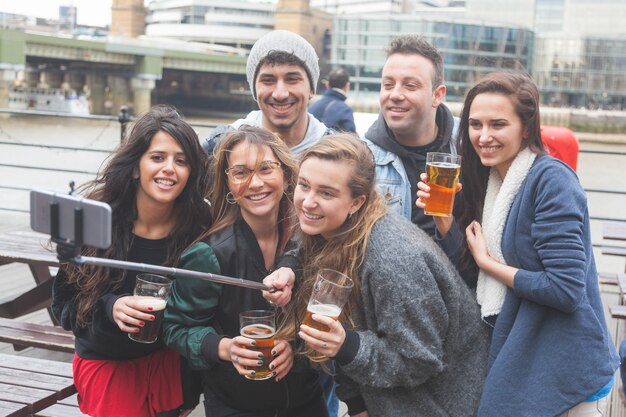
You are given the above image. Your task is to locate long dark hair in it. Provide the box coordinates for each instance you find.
[454,72,546,273]
[68,104,211,326]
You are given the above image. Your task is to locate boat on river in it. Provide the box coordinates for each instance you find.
[8,86,90,115]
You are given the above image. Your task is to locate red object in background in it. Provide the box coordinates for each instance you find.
[541,126,579,171]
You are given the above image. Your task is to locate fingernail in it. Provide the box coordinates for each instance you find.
[251,340,256,346]
[272,371,277,376]
[147,307,153,311]
[270,364,276,370]
[258,353,263,359]
[149,315,155,321]
[272,350,277,356]
[135,328,140,333]
[257,360,264,365]
[250,371,256,376]
[275,377,281,382]
[139,321,145,326]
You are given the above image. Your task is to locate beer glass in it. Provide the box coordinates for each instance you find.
[239,310,276,380]
[128,274,172,344]
[302,269,353,360]
[423,152,461,217]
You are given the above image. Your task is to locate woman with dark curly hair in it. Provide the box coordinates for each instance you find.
[52,104,211,417]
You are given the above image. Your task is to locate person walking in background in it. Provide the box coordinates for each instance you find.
[309,68,356,133]
[52,105,212,417]
[417,72,619,416]
[363,35,458,238]
[163,126,328,417]
[203,30,333,155]
[267,134,489,417]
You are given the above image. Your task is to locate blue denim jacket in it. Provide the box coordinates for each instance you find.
[361,118,458,221]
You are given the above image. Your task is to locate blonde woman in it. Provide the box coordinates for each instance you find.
[266,134,489,417]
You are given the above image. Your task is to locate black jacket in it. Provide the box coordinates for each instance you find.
[163,218,323,414]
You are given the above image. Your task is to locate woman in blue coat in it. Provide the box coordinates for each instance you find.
[417,72,619,417]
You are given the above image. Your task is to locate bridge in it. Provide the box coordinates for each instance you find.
[0,28,252,115]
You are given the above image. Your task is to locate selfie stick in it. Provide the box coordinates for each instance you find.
[49,201,275,293]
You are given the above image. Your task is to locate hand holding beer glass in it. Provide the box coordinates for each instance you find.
[422,152,461,217]
[127,274,172,344]
[235,310,278,380]
[299,269,353,361]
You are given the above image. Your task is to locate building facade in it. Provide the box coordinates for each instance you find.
[330,15,534,102]
[145,0,276,49]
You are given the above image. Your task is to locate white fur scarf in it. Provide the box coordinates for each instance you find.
[476,147,536,318]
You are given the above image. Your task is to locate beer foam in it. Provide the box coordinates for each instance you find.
[240,323,275,338]
[428,161,460,169]
[307,304,341,317]
[136,297,167,311]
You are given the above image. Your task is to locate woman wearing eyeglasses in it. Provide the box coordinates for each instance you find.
[162,125,328,417]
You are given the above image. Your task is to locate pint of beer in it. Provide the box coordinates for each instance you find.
[301,304,341,332]
[239,310,276,380]
[301,269,353,360]
[129,274,172,344]
[423,152,461,217]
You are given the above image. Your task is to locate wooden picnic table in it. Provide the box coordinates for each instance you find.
[0,353,76,417]
[602,221,626,260]
[0,231,58,322]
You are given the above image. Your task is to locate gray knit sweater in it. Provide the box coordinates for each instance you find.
[336,213,489,417]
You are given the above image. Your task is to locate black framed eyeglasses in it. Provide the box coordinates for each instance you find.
[225,161,282,184]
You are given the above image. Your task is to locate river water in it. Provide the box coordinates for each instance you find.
[0,113,624,274]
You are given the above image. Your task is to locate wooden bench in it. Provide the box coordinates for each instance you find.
[0,353,78,417]
[602,220,626,261]
[35,394,87,417]
[610,305,626,320]
[0,318,74,353]
[599,272,619,286]
[0,231,59,323]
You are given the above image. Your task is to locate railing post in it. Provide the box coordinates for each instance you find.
[118,106,131,142]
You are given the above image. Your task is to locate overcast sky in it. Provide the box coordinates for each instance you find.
[1,1,114,27]
[0,1,275,27]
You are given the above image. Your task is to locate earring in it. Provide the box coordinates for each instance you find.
[226,192,237,205]
[348,211,353,219]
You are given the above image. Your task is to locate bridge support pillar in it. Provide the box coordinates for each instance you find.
[40,69,63,89]
[0,69,18,110]
[111,76,131,116]
[23,66,40,88]
[131,77,155,116]
[64,73,86,94]
[86,72,106,115]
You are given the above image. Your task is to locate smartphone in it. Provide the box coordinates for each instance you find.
[30,189,112,249]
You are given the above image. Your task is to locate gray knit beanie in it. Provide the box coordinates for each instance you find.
[246,30,320,101]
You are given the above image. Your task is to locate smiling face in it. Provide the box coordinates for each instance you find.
[380,53,445,145]
[135,130,190,209]
[294,157,366,240]
[468,92,526,178]
[227,142,285,223]
[255,63,313,136]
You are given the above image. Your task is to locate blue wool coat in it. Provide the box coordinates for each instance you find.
[475,155,619,417]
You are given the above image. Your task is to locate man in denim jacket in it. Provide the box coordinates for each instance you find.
[363,35,457,237]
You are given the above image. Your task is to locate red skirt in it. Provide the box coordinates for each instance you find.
[73,348,183,417]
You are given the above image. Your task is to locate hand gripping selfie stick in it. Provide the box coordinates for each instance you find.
[46,197,276,293]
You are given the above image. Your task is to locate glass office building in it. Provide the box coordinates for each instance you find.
[331,15,534,101]
[534,35,626,109]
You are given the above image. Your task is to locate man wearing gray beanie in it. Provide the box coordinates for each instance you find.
[201,29,340,417]
[203,30,332,156]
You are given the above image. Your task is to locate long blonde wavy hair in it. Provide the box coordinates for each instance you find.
[278,134,388,361]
